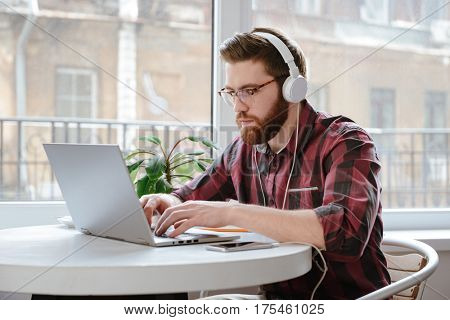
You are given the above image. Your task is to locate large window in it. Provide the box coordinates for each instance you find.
[251,0,450,209]
[1,0,450,211]
[0,0,213,201]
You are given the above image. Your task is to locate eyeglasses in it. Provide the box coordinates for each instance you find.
[218,79,276,107]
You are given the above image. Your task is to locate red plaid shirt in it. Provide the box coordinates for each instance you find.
[172,101,390,299]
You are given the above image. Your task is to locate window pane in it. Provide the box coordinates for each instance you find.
[55,73,73,96]
[361,0,390,24]
[56,68,96,118]
[370,88,395,129]
[55,99,73,118]
[78,101,93,119]
[0,0,212,201]
[425,91,447,129]
[370,88,396,153]
[252,0,450,208]
[76,74,93,97]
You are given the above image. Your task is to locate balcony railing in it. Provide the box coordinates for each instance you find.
[369,128,450,208]
[0,117,449,208]
[0,117,210,201]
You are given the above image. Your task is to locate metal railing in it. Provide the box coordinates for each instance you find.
[0,117,449,208]
[0,117,210,201]
[369,128,450,208]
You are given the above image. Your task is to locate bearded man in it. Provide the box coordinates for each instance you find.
[140,27,390,300]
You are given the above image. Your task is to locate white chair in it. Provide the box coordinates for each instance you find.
[358,236,439,300]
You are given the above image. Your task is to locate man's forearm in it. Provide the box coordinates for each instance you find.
[227,204,326,249]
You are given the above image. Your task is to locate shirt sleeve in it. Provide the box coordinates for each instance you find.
[314,128,382,263]
[171,139,238,202]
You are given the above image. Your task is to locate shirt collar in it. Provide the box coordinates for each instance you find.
[255,100,318,155]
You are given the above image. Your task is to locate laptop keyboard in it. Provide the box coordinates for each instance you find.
[156,232,195,240]
[152,227,195,241]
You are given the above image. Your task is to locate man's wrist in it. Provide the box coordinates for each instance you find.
[167,193,183,206]
[225,201,241,226]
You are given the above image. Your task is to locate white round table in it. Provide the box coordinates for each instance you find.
[0,225,311,296]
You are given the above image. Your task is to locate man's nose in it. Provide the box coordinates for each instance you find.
[233,97,249,113]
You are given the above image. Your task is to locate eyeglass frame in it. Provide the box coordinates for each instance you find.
[218,78,277,107]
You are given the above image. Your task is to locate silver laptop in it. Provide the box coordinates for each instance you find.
[43,143,239,247]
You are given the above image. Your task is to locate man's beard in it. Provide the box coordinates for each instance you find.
[236,95,289,145]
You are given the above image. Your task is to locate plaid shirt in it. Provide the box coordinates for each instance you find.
[172,101,390,299]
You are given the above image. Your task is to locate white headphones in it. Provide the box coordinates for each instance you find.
[253,32,307,103]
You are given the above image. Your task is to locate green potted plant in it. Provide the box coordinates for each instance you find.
[125,135,217,197]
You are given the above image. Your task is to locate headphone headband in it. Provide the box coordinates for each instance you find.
[252,31,307,103]
[253,32,300,78]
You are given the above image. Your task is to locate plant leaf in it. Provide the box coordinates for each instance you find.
[170,152,185,160]
[169,152,188,164]
[124,150,155,161]
[170,159,197,170]
[200,137,218,149]
[197,158,213,163]
[172,161,196,177]
[186,136,218,150]
[129,167,140,184]
[139,135,161,145]
[171,174,194,180]
[195,161,207,171]
[155,176,173,194]
[186,136,201,143]
[145,156,165,180]
[127,159,144,173]
[136,175,154,197]
[186,151,205,156]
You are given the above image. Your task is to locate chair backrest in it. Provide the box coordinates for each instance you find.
[385,252,427,299]
[358,236,439,300]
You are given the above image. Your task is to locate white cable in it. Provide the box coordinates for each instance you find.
[280,241,328,300]
[253,147,267,207]
[281,103,300,210]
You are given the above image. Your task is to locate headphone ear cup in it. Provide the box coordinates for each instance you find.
[282,76,307,103]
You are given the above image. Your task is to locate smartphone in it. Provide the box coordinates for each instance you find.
[206,241,278,252]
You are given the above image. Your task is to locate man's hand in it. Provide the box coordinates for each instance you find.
[154,200,240,238]
[140,193,182,228]
[151,199,326,248]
